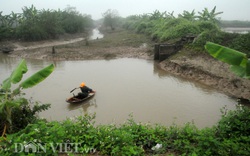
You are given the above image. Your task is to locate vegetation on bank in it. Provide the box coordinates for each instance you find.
[122,8,250,56]
[0,5,93,41]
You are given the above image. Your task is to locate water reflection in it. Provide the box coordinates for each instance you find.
[67,98,97,113]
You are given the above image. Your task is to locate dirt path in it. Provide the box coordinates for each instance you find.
[6,29,153,60]
[12,37,84,51]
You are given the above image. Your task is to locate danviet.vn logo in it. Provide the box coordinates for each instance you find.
[14,141,94,154]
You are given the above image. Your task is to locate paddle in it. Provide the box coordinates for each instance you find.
[70,87,79,93]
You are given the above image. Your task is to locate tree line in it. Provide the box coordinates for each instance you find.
[122,7,223,42]
[0,5,94,41]
[119,7,250,55]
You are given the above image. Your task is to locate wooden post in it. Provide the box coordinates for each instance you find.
[52,46,56,54]
[154,44,160,60]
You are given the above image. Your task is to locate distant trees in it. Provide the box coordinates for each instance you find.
[178,6,223,23]
[178,10,196,21]
[0,5,94,41]
[197,6,223,23]
[102,9,120,30]
[122,6,249,54]
[123,7,223,43]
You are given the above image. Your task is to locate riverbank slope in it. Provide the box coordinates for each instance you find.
[159,48,250,99]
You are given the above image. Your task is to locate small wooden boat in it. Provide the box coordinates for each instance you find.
[66,92,95,104]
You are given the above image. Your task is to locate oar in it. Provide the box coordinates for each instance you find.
[70,87,79,93]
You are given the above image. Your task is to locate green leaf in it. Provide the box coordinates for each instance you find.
[205,42,248,67]
[2,78,11,90]
[230,65,246,78]
[20,64,54,89]
[246,59,250,78]
[205,42,250,79]
[10,59,28,83]
[1,59,27,90]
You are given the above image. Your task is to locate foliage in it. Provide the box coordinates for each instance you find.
[230,33,250,56]
[197,6,223,24]
[0,59,54,134]
[0,5,93,41]
[178,9,196,21]
[124,13,219,43]
[205,42,250,79]
[123,7,223,43]
[1,106,250,155]
[123,8,250,54]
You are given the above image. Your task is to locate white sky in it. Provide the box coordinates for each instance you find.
[0,0,250,21]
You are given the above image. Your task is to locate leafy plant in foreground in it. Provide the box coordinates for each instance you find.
[0,59,54,135]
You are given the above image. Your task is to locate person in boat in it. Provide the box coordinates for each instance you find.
[77,82,93,99]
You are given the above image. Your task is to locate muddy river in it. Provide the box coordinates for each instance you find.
[0,54,237,128]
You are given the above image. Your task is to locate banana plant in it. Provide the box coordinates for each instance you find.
[178,10,197,21]
[0,59,54,135]
[205,42,250,79]
[198,6,223,23]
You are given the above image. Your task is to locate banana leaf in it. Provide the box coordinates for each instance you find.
[205,42,248,67]
[20,64,54,89]
[11,59,28,83]
[2,78,11,90]
[1,59,28,90]
[205,42,250,79]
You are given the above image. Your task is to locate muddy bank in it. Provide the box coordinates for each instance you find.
[5,30,153,60]
[159,49,250,99]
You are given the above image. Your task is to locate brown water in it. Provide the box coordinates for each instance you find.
[0,54,236,128]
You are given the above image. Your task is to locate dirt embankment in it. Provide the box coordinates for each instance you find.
[2,29,250,99]
[159,50,250,100]
[3,30,153,60]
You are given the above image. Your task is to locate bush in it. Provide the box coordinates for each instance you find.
[10,99,50,133]
[231,33,250,56]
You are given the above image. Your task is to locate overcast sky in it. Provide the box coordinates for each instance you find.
[1,0,250,21]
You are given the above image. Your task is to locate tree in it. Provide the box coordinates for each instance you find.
[178,10,196,21]
[102,9,120,30]
[198,6,223,23]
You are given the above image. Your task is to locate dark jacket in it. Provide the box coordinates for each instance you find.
[80,86,93,93]
[76,86,93,99]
